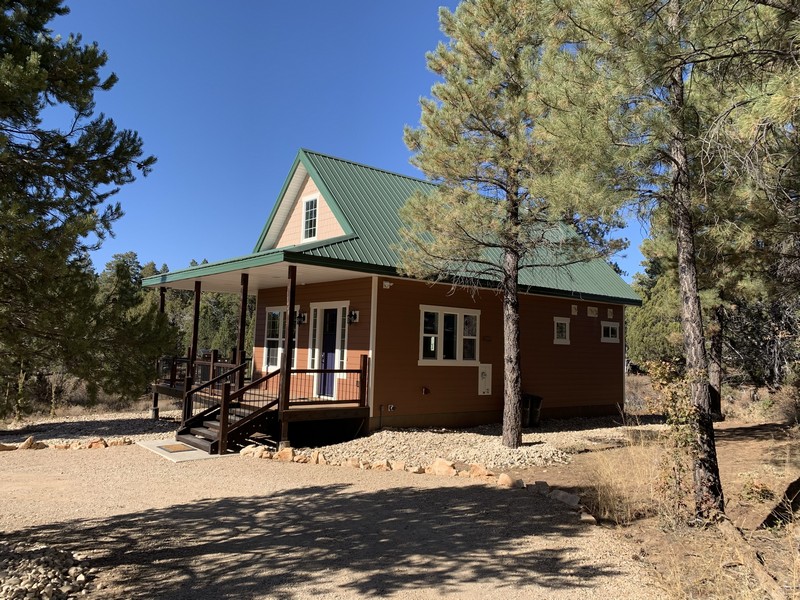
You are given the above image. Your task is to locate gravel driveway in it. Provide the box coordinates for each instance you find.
[1,424,664,600]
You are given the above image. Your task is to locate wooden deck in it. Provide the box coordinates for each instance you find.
[154,354,370,453]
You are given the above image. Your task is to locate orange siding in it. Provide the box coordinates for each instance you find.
[275,176,345,247]
[372,278,625,428]
[253,277,372,385]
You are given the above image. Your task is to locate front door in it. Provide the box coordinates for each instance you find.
[318,308,338,397]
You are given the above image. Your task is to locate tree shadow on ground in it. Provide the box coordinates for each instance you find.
[10,483,624,599]
[0,416,178,444]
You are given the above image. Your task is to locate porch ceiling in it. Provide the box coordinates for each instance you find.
[144,260,374,293]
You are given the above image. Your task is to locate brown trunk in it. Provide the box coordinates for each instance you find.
[501,246,522,449]
[708,305,724,417]
[667,0,725,517]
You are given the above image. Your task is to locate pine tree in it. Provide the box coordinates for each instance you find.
[554,0,799,516]
[401,0,625,448]
[0,0,155,392]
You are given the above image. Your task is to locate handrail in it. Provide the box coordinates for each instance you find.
[188,361,247,396]
[228,369,281,403]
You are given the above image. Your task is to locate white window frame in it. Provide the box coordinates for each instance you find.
[601,321,620,343]
[418,305,481,366]
[553,317,570,345]
[301,196,318,241]
[308,302,350,397]
[262,306,298,372]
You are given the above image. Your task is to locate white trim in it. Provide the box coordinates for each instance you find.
[368,276,378,416]
[417,304,481,366]
[601,320,620,343]
[262,305,299,372]
[553,316,570,345]
[308,301,349,398]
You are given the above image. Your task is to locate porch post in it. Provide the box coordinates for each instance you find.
[236,272,249,390]
[150,287,167,420]
[183,280,201,422]
[278,265,297,448]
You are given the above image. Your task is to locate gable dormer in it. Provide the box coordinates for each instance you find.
[254,150,352,252]
[274,175,345,247]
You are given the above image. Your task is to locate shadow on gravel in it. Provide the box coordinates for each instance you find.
[0,417,178,443]
[10,484,623,599]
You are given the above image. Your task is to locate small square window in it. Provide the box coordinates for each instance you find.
[601,321,620,343]
[553,317,570,345]
[587,306,598,318]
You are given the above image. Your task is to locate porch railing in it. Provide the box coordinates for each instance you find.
[182,362,248,425]
[216,355,370,453]
[157,349,250,393]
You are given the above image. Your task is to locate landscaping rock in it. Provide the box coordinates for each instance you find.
[550,489,581,507]
[428,458,457,477]
[580,510,597,524]
[294,455,309,463]
[345,457,361,469]
[530,480,550,496]
[18,436,35,450]
[86,438,108,449]
[239,445,259,458]
[468,463,493,478]
[0,443,17,451]
[497,473,525,489]
[310,450,320,464]
[0,541,91,599]
[274,448,294,462]
[406,466,425,474]
[389,460,406,471]
[372,460,390,471]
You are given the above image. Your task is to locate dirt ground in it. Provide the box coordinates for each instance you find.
[0,440,662,600]
[1,414,797,599]
[511,419,800,599]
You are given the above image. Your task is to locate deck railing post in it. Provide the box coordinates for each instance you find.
[359,355,369,407]
[182,374,194,426]
[219,382,231,455]
[210,349,219,384]
[151,357,160,420]
[169,356,178,387]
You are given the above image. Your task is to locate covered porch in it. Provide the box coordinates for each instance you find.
[146,255,376,453]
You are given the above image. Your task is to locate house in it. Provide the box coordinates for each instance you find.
[144,149,640,453]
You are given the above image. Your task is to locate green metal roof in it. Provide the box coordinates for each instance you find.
[146,148,640,305]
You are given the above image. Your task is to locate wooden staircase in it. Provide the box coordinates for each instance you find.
[177,401,279,453]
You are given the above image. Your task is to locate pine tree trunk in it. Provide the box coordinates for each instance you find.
[501,246,522,449]
[709,305,724,417]
[667,0,725,518]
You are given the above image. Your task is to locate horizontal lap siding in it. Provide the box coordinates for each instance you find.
[373,278,625,427]
[519,296,624,417]
[253,277,372,380]
[373,279,504,427]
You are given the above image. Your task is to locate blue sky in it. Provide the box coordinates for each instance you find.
[54,1,646,281]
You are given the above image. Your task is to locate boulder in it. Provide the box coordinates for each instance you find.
[372,460,391,471]
[86,438,108,449]
[30,441,48,450]
[468,463,494,478]
[389,460,406,472]
[530,480,550,496]
[274,447,295,462]
[428,458,457,477]
[406,465,425,474]
[497,473,525,489]
[550,489,581,507]
[579,510,597,524]
[260,451,273,459]
[318,453,329,465]
[18,436,35,450]
[294,455,309,463]
[0,443,17,451]
[345,457,361,469]
[310,450,320,464]
[239,445,259,458]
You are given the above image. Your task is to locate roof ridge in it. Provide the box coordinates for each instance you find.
[300,148,438,188]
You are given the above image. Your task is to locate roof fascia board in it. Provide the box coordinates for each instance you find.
[252,153,304,253]
[143,251,287,287]
[297,150,355,236]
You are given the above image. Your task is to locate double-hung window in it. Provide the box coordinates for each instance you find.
[302,197,318,240]
[263,307,297,371]
[419,305,480,365]
[553,317,570,345]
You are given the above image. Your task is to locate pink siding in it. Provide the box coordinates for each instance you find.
[274,176,345,247]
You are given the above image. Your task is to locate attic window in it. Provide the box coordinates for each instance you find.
[302,197,318,240]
